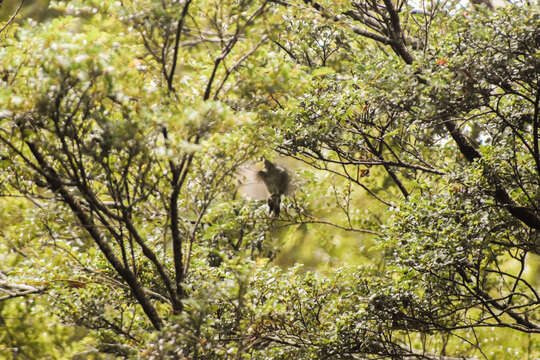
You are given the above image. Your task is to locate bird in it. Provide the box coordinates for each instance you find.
[257,159,290,216]
[238,158,293,216]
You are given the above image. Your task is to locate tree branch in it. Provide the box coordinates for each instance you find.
[167,0,193,92]
[25,141,163,330]
[0,0,24,36]
[0,282,44,301]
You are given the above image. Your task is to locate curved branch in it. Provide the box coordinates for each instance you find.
[25,141,163,330]
[167,0,193,92]
[0,0,24,36]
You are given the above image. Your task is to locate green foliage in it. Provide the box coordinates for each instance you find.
[1,0,539,359]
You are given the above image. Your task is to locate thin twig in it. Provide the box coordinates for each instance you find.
[0,0,24,36]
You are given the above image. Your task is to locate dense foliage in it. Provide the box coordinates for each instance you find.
[0,0,539,358]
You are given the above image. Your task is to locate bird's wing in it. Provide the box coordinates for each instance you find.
[271,159,296,196]
[284,173,296,196]
[237,164,270,200]
[274,165,295,196]
[238,182,270,200]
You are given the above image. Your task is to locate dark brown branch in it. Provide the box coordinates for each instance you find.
[203,56,223,101]
[170,162,186,306]
[25,141,163,330]
[271,39,298,62]
[214,36,269,100]
[445,120,540,230]
[0,0,24,36]
[280,150,394,206]
[350,26,392,45]
[475,286,540,330]
[281,218,381,235]
[362,133,409,199]
[121,212,182,313]
[342,9,384,32]
[356,1,540,230]
[169,136,198,303]
[301,0,540,232]
[382,0,402,38]
[167,0,193,92]
[381,0,414,65]
[532,87,540,177]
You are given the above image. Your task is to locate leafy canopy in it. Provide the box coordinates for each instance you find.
[0,0,539,359]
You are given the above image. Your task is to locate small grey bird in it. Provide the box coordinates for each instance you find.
[238,158,292,216]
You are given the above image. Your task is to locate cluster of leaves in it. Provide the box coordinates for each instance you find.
[0,0,539,359]
[144,264,419,359]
